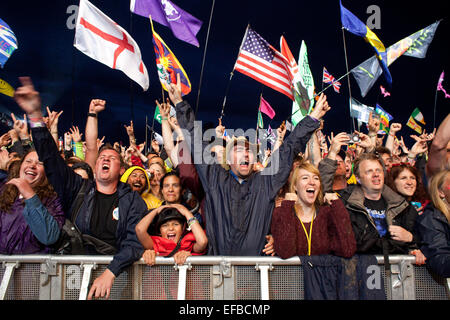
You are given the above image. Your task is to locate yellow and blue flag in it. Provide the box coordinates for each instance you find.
[0,18,18,68]
[340,1,392,86]
[150,17,191,96]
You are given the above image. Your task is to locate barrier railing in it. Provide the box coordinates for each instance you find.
[0,254,449,300]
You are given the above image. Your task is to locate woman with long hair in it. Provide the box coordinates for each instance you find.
[271,160,356,258]
[415,169,450,277]
[386,163,430,213]
[0,150,64,254]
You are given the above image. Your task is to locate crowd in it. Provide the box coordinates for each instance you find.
[0,75,449,300]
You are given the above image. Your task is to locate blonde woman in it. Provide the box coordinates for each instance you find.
[415,169,450,277]
[271,161,356,259]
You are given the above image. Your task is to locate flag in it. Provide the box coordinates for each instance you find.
[380,85,390,97]
[154,105,162,124]
[406,116,422,134]
[257,109,264,129]
[150,18,191,96]
[130,0,202,47]
[437,71,450,98]
[349,98,374,124]
[351,21,440,97]
[340,0,392,86]
[259,95,276,119]
[322,67,341,93]
[375,104,393,133]
[0,78,14,97]
[0,18,18,68]
[411,107,425,125]
[281,39,315,127]
[74,0,149,90]
[234,27,294,101]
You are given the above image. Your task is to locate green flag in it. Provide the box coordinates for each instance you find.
[411,107,425,125]
[257,109,264,129]
[154,106,162,124]
[291,40,315,127]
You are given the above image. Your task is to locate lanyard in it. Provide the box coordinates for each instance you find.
[295,205,315,256]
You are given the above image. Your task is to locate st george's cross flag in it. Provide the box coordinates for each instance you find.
[322,67,341,93]
[74,0,149,90]
[234,26,294,101]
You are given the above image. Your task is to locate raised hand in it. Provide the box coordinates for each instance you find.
[11,113,29,140]
[13,77,42,118]
[45,106,63,133]
[389,123,402,135]
[167,73,183,106]
[309,93,331,120]
[0,132,12,147]
[69,126,83,143]
[89,99,106,114]
[7,177,35,199]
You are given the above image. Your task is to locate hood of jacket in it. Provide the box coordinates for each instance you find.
[340,184,409,226]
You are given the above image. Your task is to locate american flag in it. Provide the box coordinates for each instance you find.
[234,27,294,100]
[322,67,341,93]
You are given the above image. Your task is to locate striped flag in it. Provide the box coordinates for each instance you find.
[234,27,294,100]
[322,67,341,93]
[406,116,422,134]
[411,107,425,125]
[0,18,18,68]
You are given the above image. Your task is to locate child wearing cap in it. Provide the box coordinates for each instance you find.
[135,204,208,265]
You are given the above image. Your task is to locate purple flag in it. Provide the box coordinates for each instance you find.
[130,0,202,47]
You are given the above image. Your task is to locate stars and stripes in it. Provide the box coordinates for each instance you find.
[234,27,294,100]
[322,67,341,93]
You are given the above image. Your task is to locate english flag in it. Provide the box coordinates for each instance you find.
[74,0,149,90]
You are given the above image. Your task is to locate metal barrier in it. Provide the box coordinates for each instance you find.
[0,254,449,300]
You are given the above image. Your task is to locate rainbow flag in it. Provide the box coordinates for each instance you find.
[150,17,191,96]
[375,104,393,133]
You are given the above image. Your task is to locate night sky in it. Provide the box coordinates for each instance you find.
[1,0,449,148]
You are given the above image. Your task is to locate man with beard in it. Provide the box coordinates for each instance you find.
[120,166,154,209]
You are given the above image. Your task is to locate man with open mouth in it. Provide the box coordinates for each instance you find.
[167,73,331,256]
[14,77,148,300]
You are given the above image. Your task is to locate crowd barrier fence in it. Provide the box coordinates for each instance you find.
[0,254,449,300]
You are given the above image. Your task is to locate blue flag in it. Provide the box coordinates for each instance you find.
[340,1,392,86]
[0,18,18,68]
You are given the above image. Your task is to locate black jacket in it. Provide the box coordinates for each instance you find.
[338,184,419,254]
[31,126,147,277]
[415,203,450,277]
[176,100,320,255]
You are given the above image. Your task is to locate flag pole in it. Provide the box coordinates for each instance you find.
[145,115,148,154]
[341,27,356,132]
[433,86,438,129]
[195,0,216,117]
[220,24,250,121]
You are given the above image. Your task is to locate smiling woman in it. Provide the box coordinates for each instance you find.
[271,160,356,259]
[0,150,65,254]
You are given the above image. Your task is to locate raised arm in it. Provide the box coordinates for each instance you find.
[85,99,105,170]
[426,113,450,178]
[385,123,402,152]
[14,77,83,212]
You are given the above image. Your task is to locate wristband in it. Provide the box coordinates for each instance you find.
[28,119,46,128]
[161,117,168,121]
[186,217,198,231]
[87,112,97,118]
